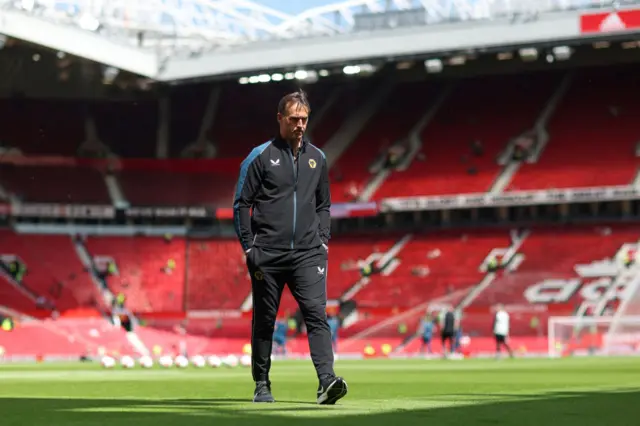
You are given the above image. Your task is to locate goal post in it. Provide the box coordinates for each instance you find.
[548,316,640,358]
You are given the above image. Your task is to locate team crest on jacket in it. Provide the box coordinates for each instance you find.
[254,270,264,281]
[309,159,317,169]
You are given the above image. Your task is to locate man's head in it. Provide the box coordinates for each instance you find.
[277,90,310,145]
[496,304,504,312]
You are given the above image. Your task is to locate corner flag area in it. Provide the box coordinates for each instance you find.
[1,358,638,426]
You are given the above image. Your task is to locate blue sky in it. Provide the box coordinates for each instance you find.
[256,0,338,15]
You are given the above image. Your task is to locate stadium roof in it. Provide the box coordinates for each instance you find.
[0,0,639,81]
[256,0,342,15]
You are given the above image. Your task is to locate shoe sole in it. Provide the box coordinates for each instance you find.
[317,378,348,405]
[253,397,275,403]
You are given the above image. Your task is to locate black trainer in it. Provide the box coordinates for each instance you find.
[316,376,348,405]
[253,381,275,403]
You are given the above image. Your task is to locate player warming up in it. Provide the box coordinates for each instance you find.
[233,90,348,405]
[493,304,514,358]
[327,314,340,354]
[272,318,288,356]
[440,308,456,358]
[418,313,434,354]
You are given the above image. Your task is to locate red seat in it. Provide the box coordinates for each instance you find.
[119,170,235,207]
[466,224,640,336]
[356,230,511,308]
[0,231,99,311]
[84,236,186,312]
[509,68,640,190]
[186,239,249,310]
[331,82,440,202]
[0,165,110,204]
[376,74,558,199]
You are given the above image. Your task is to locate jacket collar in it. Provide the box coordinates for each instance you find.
[273,134,309,153]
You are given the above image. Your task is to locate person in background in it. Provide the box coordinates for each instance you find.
[97,261,117,290]
[486,255,499,272]
[441,308,456,358]
[327,315,340,354]
[164,258,176,274]
[453,311,463,354]
[1,315,14,332]
[174,322,188,357]
[471,139,484,156]
[9,259,26,283]
[418,313,434,354]
[107,261,117,276]
[273,317,288,356]
[112,293,133,331]
[361,263,373,278]
[493,304,514,359]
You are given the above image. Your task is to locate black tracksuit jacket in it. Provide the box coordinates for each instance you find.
[233,136,331,252]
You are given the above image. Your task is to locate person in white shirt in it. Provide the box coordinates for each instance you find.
[493,304,514,358]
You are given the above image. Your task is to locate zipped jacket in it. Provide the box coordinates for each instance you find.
[233,136,331,251]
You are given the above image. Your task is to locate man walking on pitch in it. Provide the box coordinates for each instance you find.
[233,90,347,405]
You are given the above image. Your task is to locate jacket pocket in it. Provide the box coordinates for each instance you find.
[246,246,259,267]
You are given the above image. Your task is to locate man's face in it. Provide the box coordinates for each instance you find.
[278,102,309,144]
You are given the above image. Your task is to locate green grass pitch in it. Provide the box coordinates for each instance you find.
[1,357,639,426]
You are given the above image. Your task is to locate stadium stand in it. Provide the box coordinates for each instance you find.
[210,83,284,158]
[210,82,329,157]
[1,223,638,359]
[307,79,378,148]
[0,278,37,314]
[117,169,235,207]
[1,223,636,329]
[275,235,397,312]
[0,100,85,156]
[186,238,248,310]
[509,66,640,190]
[331,81,441,202]
[4,68,639,209]
[374,73,560,198]
[0,164,110,204]
[92,100,159,158]
[0,232,99,311]
[355,230,511,308]
[168,84,211,157]
[84,236,186,312]
[464,224,640,336]
[181,235,398,313]
[3,27,640,363]
[210,78,375,159]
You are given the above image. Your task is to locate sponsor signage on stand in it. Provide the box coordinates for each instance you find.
[125,206,210,219]
[8,186,640,218]
[215,202,379,220]
[580,8,640,34]
[12,204,115,219]
[329,202,378,218]
[380,185,640,212]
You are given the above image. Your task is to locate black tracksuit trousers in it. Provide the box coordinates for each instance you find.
[247,245,335,382]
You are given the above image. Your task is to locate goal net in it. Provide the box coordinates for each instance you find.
[548,316,640,357]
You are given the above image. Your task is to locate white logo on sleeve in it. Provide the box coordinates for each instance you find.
[270,158,280,166]
[317,266,325,275]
